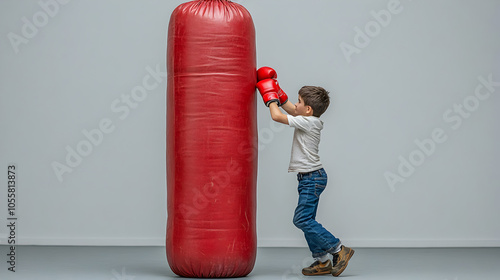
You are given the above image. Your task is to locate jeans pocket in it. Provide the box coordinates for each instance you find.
[314,177,327,186]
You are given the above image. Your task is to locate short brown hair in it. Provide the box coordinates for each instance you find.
[298,86,330,117]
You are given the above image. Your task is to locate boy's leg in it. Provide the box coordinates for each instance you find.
[293,170,340,258]
[293,169,354,277]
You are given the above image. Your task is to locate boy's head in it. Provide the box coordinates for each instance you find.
[295,86,330,117]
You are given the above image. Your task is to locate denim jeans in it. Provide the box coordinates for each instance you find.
[293,168,340,258]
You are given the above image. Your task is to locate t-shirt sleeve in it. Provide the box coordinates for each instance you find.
[287,115,313,131]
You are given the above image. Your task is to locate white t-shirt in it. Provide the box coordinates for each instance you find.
[287,115,324,173]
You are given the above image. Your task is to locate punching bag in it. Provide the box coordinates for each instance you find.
[166,0,257,278]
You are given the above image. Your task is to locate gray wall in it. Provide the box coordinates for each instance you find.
[0,0,499,247]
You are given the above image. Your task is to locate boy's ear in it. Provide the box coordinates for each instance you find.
[306,105,313,115]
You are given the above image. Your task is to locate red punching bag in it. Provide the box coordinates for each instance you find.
[166,0,257,278]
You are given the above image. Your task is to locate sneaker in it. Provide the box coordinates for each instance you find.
[330,245,354,277]
[301,259,333,276]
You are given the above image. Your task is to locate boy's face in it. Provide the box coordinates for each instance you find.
[294,95,313,116]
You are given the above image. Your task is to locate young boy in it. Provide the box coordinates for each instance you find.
[256,67,354,277]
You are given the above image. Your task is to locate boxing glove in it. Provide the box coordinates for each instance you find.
[257,66,277,81]
[256,79,279,107]
[277,86,288,106]
[257,67,288,106]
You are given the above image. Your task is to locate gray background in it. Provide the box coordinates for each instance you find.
[0,0,499,247]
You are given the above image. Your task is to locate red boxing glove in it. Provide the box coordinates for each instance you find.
[256,79,279,107]
[277,86,288,106]
[257,66,277,81]
[257,67,288,106]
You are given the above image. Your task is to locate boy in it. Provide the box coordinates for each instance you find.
[256,67,354,277]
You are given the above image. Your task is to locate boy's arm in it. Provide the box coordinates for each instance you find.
[280,100,296,116]
[269,102,289,125]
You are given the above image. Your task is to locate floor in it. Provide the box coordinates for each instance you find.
[0,246,499,280]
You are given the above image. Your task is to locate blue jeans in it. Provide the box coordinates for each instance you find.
[293,168,340,258]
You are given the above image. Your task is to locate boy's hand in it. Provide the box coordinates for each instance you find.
[256,66,288,106]
[256,79,279,107]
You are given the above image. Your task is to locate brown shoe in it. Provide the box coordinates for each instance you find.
[302,259,332,276]
[331,246,354,277]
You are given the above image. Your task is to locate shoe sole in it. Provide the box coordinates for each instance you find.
[302,270,332,276]
[331,248,354,277]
